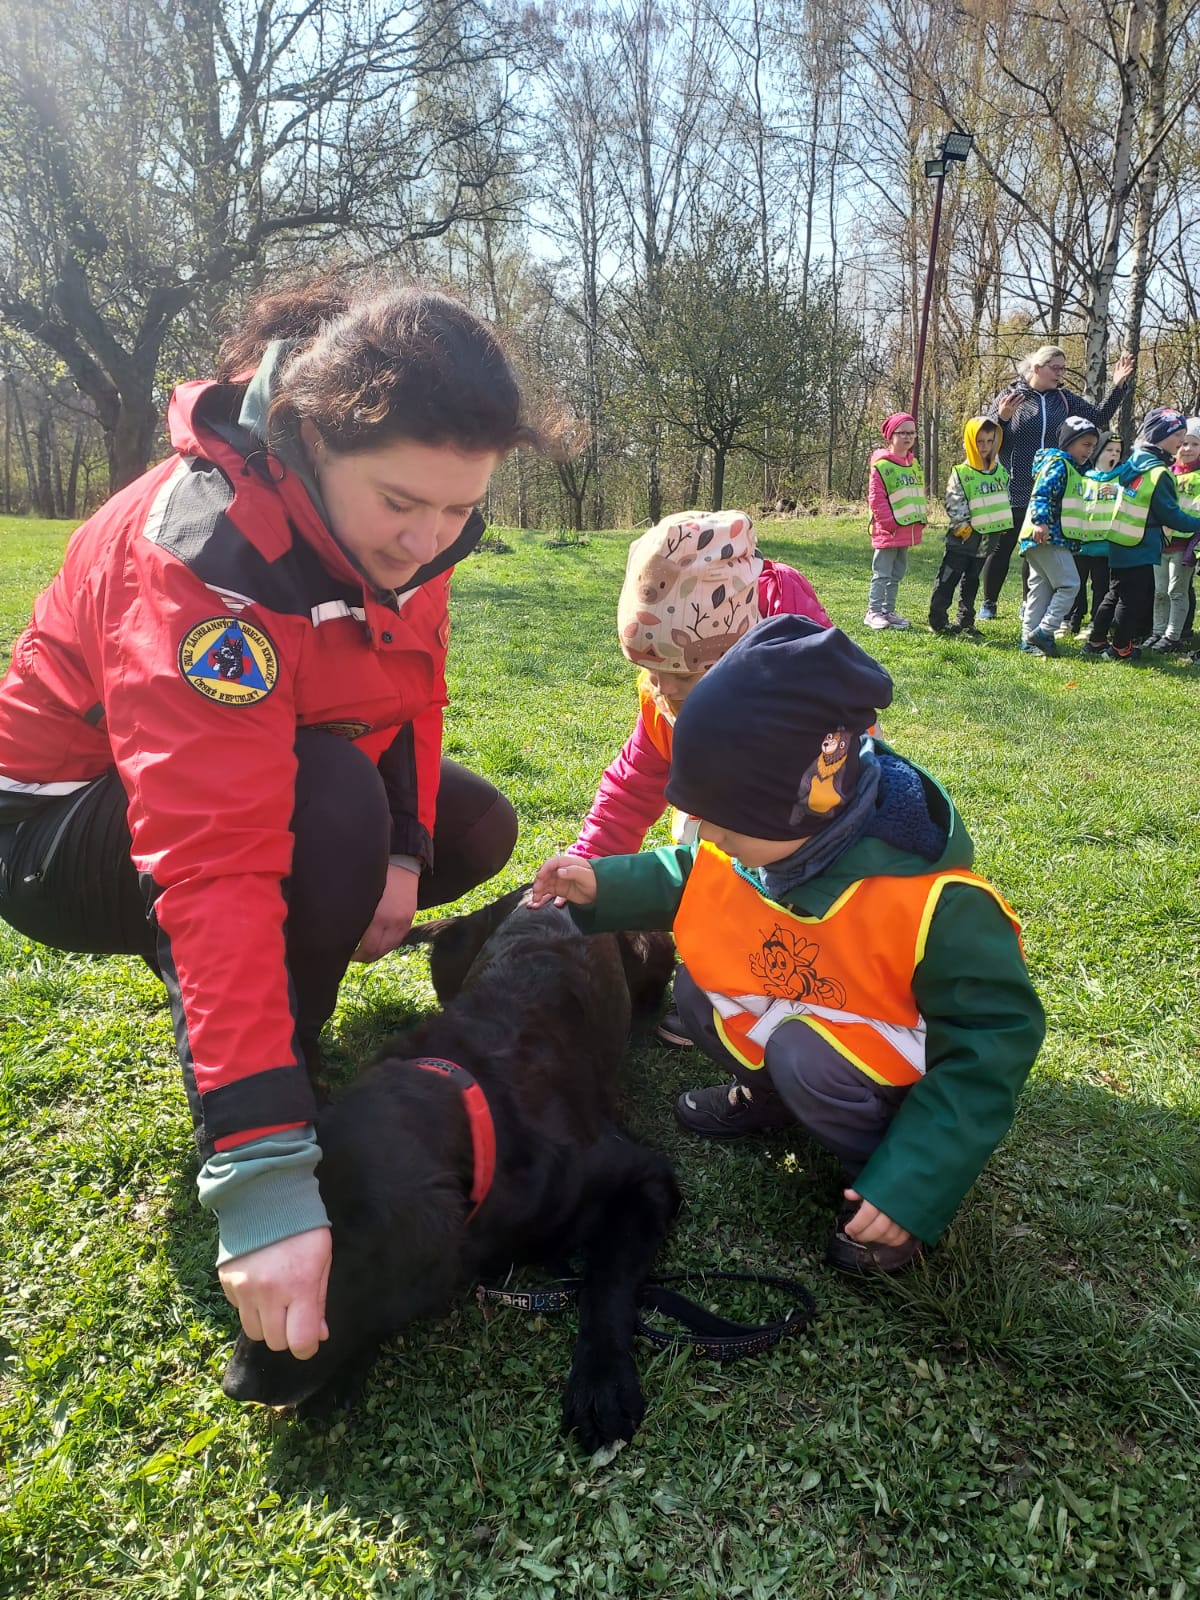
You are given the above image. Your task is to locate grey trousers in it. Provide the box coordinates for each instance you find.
[674,966,908,1177]
[867,546,909,615]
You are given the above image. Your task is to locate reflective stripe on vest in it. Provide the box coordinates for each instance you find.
[1019,459,1093,540]
[1093,467,1163,547]
[875,458,925,527]
[955,464,1012,534]
[673,841,1021,1086]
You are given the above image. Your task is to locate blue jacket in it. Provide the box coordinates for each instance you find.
[1020,448,1075,551]
[1107,446,1200,569]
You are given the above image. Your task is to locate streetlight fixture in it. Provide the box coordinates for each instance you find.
[910,128,975,419]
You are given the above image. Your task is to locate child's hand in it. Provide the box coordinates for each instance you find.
[527,854,598,909]
[1030,523,1050,544]
[842,1189,914,1250]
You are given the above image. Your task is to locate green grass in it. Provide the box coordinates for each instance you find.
[1,513,1199,1599]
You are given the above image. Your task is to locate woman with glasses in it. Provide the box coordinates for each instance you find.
[977,345,1136,620]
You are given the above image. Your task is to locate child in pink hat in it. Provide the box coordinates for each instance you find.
[865,414,925,630]
[570,508,831,1045]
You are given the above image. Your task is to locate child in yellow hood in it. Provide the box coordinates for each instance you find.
[930,418,1011,636]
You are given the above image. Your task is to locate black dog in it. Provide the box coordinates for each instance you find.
[221,890,680,1451]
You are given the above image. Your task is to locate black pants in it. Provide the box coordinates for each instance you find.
[1067,553,1110,631]
[1089,564,1155,653]
[980,509,1026,609]
[929,547,985,626]
[0,732,517,1048]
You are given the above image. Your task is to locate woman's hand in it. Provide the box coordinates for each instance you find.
[353,862,420,962]
[1112,351,1136,387]
[842,1190,913,1250]
[996,389,1023,422]
[527,854,597,908]
[219,1227,332,1359]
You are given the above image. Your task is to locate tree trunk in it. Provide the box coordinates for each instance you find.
[1121,0,1167,444]
[710,448,726,512]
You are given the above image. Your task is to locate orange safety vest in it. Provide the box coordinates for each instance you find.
[637,677,675,762]
[673,841,1021,1086]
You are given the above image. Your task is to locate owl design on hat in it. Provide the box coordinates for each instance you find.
[616,511,763,675]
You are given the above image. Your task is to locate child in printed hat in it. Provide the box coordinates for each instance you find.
[531,617,1044,1276]
[864,414,925,631]
[570,509,829,863]
[1016,415,1093,657]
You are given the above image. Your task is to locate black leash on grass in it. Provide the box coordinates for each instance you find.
[475,1270,816,1362]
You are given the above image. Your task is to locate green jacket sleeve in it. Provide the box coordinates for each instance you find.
[568,844,694,933]
[852,884,1045,1244]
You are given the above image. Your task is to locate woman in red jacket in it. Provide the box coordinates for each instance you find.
[0,273,552,1369]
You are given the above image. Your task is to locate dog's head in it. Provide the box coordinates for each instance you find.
[221,1067,469,1409]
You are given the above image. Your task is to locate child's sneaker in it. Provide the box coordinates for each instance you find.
[1079,639,1108,657]
[928,612,949,634]
[978,602,997,621]
[1151,635,1181,653]
[674,1080,795,1139]
[1019,636,1047,656]
[655,1008,695,1048]
[1104,644,1142,663]
[826,1201,925,1276]
[1031,628,1059,657]
[1054,622,1073,638]
[885,612,911,629]
[863,610,891,630]
[956,622,984,639]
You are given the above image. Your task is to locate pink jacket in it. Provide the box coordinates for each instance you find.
[868,448,925,549]
[571,560,832,858]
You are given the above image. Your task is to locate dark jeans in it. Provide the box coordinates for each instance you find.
[1068,553,1110,631]
[1089,564,1156,653]
[0,733,517,1049]
[980,510,1026,609]
[929,547,985,626]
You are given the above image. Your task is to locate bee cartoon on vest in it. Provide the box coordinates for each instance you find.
[790,727,853,824]
[749,925,848,1008]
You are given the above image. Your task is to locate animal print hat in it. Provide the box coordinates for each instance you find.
[616,510,763,676]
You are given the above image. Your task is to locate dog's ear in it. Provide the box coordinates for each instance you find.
[615,929,677,1013]
[405,886,529,1002]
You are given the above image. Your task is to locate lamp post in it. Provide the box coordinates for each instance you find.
[910,128,974,420]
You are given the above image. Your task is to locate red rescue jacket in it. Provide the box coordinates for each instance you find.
[0,378,482,1152]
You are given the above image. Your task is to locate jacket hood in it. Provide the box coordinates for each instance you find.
[782,748,973,911]
[963,416,1002,470]
[1030,445,1072,475]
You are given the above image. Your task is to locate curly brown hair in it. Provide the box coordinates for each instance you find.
[218,272,553,458]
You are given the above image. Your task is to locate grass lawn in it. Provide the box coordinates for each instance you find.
[1,511,1198,1599]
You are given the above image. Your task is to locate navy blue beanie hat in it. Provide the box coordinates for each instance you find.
[666,616,895,840]
[1137,406,1187,448]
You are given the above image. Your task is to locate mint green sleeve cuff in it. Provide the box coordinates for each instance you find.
[196,1128,330,1265]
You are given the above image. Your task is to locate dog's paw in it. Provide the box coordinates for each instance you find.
[561,1352,645,1454]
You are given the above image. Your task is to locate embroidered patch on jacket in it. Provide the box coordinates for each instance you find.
[790,728,853,823]
[749,925,848,1007]
[178,617,279,706]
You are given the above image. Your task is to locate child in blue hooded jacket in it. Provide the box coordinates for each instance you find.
[1017,417,1093,657]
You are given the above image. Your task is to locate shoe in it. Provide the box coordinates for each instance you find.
[674,1080,796,1139]
[1075,626,1092,640]
[956,623,984,639]
[1151,635,1181,653]
[978,602,997,621]
[1032,628,1059,657]
[863,610,891,630]
[928,613,949,634]
[825,1202,925,1276]
[886,612,911,629]
[1142,633,1162,649]
[1104,644,1142,662]
[1054,623,1073,638]
[1080,639,1108,657]
[1019,637,1046,656]
[655,1008,695,1049]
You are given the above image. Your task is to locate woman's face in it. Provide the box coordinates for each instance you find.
[302,427,500,591]
[1030,354,1067,391]
[889,423,917,452]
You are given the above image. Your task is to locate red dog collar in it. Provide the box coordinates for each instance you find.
[410,1057,496,1222]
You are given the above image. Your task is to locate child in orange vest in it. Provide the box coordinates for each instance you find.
[531,617,1044,1275]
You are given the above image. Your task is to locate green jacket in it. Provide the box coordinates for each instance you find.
[572,761,1045,1244]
